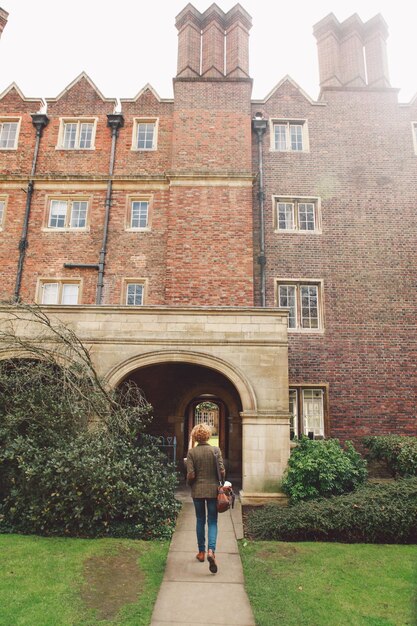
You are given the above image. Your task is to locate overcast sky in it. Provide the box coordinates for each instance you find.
[1,0,416,103]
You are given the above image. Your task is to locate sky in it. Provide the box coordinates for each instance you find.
[0,0,416,104]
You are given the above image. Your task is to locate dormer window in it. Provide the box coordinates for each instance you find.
[57,118,97,150]
[0,119,20,149]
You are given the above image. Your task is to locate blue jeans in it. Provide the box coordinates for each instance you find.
[193,498,218,552]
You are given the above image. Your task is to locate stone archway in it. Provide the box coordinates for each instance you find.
[109,354,247,481]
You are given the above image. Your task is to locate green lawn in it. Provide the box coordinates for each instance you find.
[239,540,417,626]
[0,534,169,626]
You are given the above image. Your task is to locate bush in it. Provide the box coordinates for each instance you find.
[0,431,180,539]
[282,437,367,503]
[363,435,417,477]
[0,306,181,538]
[246,478,417,543]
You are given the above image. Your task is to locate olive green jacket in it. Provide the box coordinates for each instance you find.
[186,443,225,499]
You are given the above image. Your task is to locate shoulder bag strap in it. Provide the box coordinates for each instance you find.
[212,448,223,485]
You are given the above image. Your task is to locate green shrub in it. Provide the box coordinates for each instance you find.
[0,432,180,539]
[363,435,417,477]
[282,437,367,503]
[0,309,181,539]
[246,478,417,544]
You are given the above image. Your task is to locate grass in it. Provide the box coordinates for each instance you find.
[239,540,417,626]
[0,534,169,626]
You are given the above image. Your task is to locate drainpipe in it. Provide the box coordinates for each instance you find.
[252,113,268,307]
[14,112,49,302]
[95,113,124,304]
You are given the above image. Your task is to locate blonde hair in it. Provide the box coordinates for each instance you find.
[190,423,212,445]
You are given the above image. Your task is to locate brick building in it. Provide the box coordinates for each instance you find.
[0,4,416,500]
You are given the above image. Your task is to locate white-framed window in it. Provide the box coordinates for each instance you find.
[130,199,149,229]
[277,280,323,331]
[289,387,326,439]
[57,118,97,150]
[274,196,320,232]
[0,197,6,228]
[125,281,145,305]
[39,280,80,305]
[412,122,417,154]
[0,118,20,149]
[271,119,309,152]
[47,198,89,229]
[133,118,158,151]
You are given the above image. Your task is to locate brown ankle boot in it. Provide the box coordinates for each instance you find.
[207,550,217,573]
[196,551,205,562]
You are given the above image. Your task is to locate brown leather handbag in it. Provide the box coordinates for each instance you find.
[213,449,235,513]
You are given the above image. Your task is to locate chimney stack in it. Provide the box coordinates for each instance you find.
[175,3,251,79]
[0,7,8,39]
[313,12,390,89]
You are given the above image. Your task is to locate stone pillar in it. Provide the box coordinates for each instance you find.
[240,411,290,504]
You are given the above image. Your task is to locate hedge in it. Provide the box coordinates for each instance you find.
[246,478,417,544]
[363,435,417,477]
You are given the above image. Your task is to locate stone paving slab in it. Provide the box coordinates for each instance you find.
[151,582,255,625]
[163,550,244,583]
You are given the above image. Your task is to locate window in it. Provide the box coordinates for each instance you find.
[130,200,149,229]
[274,197,320,232]
[0,119,19,149]
[57,119,96,149]
[277,281,323,330]
[289,387,326,439]
[47,199,88,229]
[0,197,6,228]
[133,119,157,151]
[126,282,144,305]
[39,281,80,305]
[271,120,308,152]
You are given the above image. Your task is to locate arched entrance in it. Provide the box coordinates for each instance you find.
[113,357,246,481]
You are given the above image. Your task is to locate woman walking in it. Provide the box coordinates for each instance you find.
[186,423,225,574]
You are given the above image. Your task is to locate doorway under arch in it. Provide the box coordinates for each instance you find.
[117,360,243,480]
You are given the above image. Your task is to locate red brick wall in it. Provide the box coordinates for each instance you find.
[166,78,254,305]
[253,81,417,441]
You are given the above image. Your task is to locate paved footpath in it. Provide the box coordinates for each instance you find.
[150,490,256,626]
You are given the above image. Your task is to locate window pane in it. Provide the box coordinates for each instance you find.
[137,123,155,149]
[300,285,319,328]
[126,283,144,305]
[289,389,298,438]
[278,202,294,229]
[0,200,4,225]
[70,201,88,228]
[303,389,324,437]
[274,124,287,151]
[279,285,296,328]
[41,283,59,304]
[131,201,149,228]
[298,202,315,231]
[63,123,77,149]
[49,200,67,228]
[290,124,303,150]
[61,284,79,305]
[0,122,18,148]
[79,123,93,149]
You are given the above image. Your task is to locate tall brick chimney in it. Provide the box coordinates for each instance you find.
[364,15,390,87]
[314,12,390,89]
[175,3,251,78]
[0,7,8,39]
